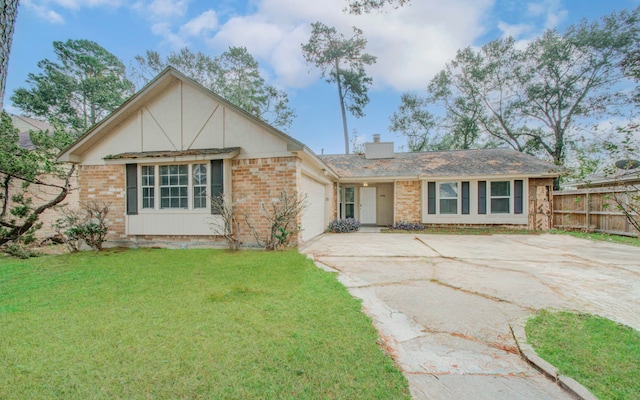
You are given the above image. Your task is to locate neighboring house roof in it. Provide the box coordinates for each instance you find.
[11,114,53,150]
[563,168,640,189]
[321,148,559,180]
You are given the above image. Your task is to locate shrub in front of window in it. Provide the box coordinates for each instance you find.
[209,195,242,251]
[327,218,361,233]
[54,200,110,251]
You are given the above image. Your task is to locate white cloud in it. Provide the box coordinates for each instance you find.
[23,0,65,24]
[52,0,123,9]
[180,9,218,37]
[144,0,188,20]
[151,22,187,49]
[497,21,533,39]
[204,0,494,92]
[527,0,567,29]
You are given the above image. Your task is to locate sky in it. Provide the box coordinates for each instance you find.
[4,0,639,155]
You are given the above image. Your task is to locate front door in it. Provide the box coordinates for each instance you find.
[359,187,377,224]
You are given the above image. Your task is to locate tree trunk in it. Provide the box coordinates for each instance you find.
[0,0,20,111]
[0,165,75,246]
[336,68,350,154]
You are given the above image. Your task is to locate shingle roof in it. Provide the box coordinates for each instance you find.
[104,147,241,160]
[321,148,558,179]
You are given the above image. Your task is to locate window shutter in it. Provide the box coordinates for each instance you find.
[427,182,436,215]
[514,180,524,214]
[478,181,486,215]
[126,164,138,215]
[210,160,224,215]
[462,181,470,215]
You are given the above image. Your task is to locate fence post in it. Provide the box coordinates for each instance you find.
[586,191,590,231]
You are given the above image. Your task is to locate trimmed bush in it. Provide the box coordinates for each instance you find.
[327,218,361,233]
[389,221,425,231]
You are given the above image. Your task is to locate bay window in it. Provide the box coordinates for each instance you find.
[139,164,208,210]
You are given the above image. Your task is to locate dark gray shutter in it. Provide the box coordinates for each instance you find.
[126,164,138,215]
[427,182,436,215]
[478,181,486,215]
[462,181,470,215]
[210,160,224,215]
[514,180,524,214]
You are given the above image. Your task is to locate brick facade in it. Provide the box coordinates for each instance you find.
[395,180,422,223]
[78,164,127,241]
[528,178,554,230]
[231,156,301,245]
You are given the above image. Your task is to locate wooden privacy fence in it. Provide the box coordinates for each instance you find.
[553,188,640,237]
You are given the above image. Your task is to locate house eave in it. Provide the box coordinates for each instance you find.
[103,148,241,164]
[335,172,557,183]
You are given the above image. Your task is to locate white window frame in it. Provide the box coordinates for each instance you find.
[490,180,511,214]
[139,163,209,211]
[438,181,459,215]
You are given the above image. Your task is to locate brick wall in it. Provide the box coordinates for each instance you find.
[231,156,300,246]
[395,180,422,223]
[78,164,126,240]
[330,183,338,221]
[528,178,554,230]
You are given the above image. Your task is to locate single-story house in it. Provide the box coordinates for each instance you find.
[57,67,558,247]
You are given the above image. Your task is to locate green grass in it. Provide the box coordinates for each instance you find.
[550,229,640,247]
[0,249,410,399]
[526,310,640,400]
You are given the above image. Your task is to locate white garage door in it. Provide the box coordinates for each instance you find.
[300,175,327,242]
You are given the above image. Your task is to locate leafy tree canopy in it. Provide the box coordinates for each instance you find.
[131,46,295,130]
[11,39,135,135]
[391,7,639,174]
[345,0,409,14]
[0,111,76,246]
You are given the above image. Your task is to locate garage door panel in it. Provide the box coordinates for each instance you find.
[301,176,326,242]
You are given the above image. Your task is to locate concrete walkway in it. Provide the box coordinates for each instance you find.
[301,233,640,399]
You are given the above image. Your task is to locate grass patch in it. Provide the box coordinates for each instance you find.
[0,249,410,399]
[526,310,640,400]
[550,229,640,247]
[384,226,536,235]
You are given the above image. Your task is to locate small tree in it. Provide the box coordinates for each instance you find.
[0,112,76,248]
[245,190,307,251]
[209,195,242,251]
[55,200,110,251]
[602,126,640,234]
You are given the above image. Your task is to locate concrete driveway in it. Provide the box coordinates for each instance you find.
[301,233,640,399]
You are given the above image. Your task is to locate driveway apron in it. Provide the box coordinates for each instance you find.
[301,233,640,400]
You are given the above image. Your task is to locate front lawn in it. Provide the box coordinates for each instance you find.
[550,229,640,247]
[0,249,410,399]
[526,310,640,400]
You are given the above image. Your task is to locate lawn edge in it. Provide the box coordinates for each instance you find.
[509,316,598,400]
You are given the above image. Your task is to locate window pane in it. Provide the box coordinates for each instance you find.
[491,198,510,213]
[440,199,458,214]
[491,181,510,197]
[160,165,188,209]
[194,186,207,209]
[345,187,355,203]
[345,204,355,218]
[193,164,207,185]
[439,182,458,198]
